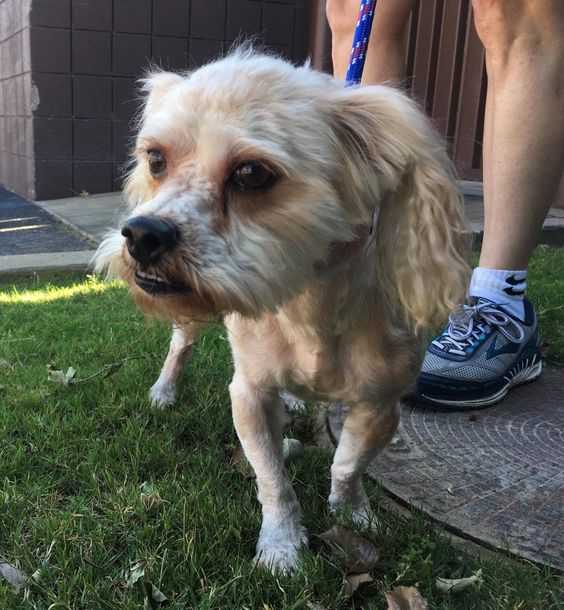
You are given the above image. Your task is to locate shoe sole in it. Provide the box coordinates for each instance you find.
[419,357,543,410]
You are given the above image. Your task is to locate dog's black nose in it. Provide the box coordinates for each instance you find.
[121,216,177,266]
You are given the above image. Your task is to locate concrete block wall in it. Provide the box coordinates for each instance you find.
[0,0,310,201]
[0,0,34,200]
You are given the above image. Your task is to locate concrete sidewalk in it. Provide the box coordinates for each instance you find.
[1,184,564,281]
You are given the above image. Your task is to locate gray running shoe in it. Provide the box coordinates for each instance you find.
[414,297,542,409]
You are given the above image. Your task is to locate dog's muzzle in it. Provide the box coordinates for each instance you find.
[121,216,188,296]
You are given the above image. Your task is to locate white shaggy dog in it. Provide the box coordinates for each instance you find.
[95,49,469,573]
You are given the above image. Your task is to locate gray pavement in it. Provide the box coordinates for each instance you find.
[0,188,94,256]
[1,185,563,282]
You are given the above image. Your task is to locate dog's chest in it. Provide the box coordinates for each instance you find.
[285,334,346,399]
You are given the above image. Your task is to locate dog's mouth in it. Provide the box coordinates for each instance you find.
[134,269,190,296]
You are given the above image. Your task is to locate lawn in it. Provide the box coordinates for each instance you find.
[1,246,563,609]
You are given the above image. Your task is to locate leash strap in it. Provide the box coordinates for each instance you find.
[344,0,377,87]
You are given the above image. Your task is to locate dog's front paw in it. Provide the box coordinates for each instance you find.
[149,381,177,408]
[329,491,378,530]
[253,523,308,574]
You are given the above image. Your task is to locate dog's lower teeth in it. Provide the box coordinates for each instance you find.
[138,272,164,282]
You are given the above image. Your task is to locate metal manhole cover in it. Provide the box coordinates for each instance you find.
[326,366,564,570]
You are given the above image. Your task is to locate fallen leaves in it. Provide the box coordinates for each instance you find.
[318,525,380,574]
[126,560,169,608]
[282,438,303,462]
[47,365,76,385]
[139,481,164,510]
[384,586,428,609]
[344,572,374,597]
[0,558,28,588]
[317,525,380,598]
[46,356,147,386]
[436,568,483,593]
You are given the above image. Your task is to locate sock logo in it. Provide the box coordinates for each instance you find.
[503,274,526,296]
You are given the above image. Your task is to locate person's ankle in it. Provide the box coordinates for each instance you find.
[469,267,528,321]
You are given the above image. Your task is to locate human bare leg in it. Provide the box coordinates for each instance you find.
[474,0,564,270]
[416,1,563,408]
[326,0,416,84]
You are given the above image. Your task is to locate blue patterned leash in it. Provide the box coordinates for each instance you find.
[345,0,377,87]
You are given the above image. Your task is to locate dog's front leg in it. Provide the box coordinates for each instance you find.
[150,322,204,407]
[329,400,400,528]
[230,374,308,573]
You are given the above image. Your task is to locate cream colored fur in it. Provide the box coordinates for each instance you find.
[94,49,469,573]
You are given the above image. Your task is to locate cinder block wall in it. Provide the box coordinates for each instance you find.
[0,0,310,201]
[0,0,34,200]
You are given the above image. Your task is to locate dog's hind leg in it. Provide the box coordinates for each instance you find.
[328,400,400,528]
[150,321,204,407]
[230,374,307,573]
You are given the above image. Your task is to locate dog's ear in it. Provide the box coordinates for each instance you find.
[140,71,184,116]
[331,86,470,329]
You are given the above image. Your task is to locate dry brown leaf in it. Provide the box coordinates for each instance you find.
[231,441,255,477]
[344,572,373,597]
[384,586,428,610]
[318,525,380,573]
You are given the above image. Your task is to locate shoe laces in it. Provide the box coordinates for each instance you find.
[432,301,526,356]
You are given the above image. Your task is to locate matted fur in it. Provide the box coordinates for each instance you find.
[94,48,470,572]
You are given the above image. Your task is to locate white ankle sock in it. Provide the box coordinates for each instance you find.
[469,267,527,321]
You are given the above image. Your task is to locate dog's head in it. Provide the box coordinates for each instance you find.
[95,49,468,327]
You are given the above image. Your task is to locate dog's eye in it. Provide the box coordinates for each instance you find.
[230,162,275,191]
[147,150,166,177]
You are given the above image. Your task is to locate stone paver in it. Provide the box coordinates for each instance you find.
[40,192,127,242]
[0,251,95,281]
[325,367,564,570]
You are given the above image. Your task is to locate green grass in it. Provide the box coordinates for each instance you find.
[1,246,563,609]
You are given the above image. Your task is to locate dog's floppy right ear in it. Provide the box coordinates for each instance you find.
[330,85,470,330]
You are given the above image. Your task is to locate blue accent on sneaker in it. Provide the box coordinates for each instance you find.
[412,298,542,409]
[486,335,520,359]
